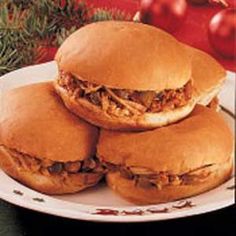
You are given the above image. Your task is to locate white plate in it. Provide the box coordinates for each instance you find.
[0,62,235,222]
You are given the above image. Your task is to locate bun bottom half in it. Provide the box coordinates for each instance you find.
[54,83,196,131]
[0,146,103,195]
[196,83,222,107]
[106,161,233,205]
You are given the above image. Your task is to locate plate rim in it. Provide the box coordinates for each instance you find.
[0,175,234,222]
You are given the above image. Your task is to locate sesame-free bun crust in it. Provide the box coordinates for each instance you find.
[185,45,226,105]
[0,82,99,162]
[55,21,191,91]
[97,105,233,174]
[55,82,196,131]
[106,159,232,205]
[0,146,102,195]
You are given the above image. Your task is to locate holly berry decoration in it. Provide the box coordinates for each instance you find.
[188,0,229,7]
[208,8,236,58]
[140,0,187,33]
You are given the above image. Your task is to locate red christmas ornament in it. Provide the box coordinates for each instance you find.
[140,0,187,33]
[208,8,236,58]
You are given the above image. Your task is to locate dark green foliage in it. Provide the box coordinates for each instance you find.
[0,4,37,76]
[92,8,131,22]
[0,0,129,76]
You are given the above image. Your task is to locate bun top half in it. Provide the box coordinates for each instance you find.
[55,21,191,91]
[97,105,233,174]
[0,82,99,162]
[185,45,226,97]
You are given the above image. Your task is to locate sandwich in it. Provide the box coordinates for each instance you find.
[97,105,233,204]
[0,82,104,194]
[54,21,196,131]
[185,45,226,110]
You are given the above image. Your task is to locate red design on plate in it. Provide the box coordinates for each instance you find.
[94,209,119,215]
[93,200,196,216]
[172,200,195,209]
[147,208,169,213]
[121,210,144,215]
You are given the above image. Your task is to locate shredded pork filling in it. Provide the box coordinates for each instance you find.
[4,146,104,176]
[58,71,193,117]
[103,162,217,189]
[207,96,219,110]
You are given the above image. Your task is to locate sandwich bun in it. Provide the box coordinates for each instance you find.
[54,21,195,130]
[55,21,191,91]
[98,105,233,204]
[54,82,196,131]
[185,45,226,106]
[107,160,232,205]
[0,146,102,195]
[0,82,103,194]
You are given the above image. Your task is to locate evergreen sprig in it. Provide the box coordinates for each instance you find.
[24,0,90,46]
[0,29,36,76]
[92,8,131,22]
[0,4,37,76]
[10,0,34,10]
[0,0,130,76]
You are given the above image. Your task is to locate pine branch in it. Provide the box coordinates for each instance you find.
[0,3,37,76]
[92,8,131,22]
[0,0,131,76]
[10,0,35,10]
[25,0,90,46]
[0,29,36,76]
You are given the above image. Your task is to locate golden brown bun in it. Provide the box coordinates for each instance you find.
[0,82,99,162]
[97,105,233,174]
[0,146,102,195]
[106,159,232,205]
[55,21,191,91]
[185,45,226,105]
[55,82,196,131]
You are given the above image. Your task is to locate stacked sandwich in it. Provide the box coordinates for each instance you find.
[0,21,233,204]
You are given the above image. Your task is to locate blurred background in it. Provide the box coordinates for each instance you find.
[0,0,235,77]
